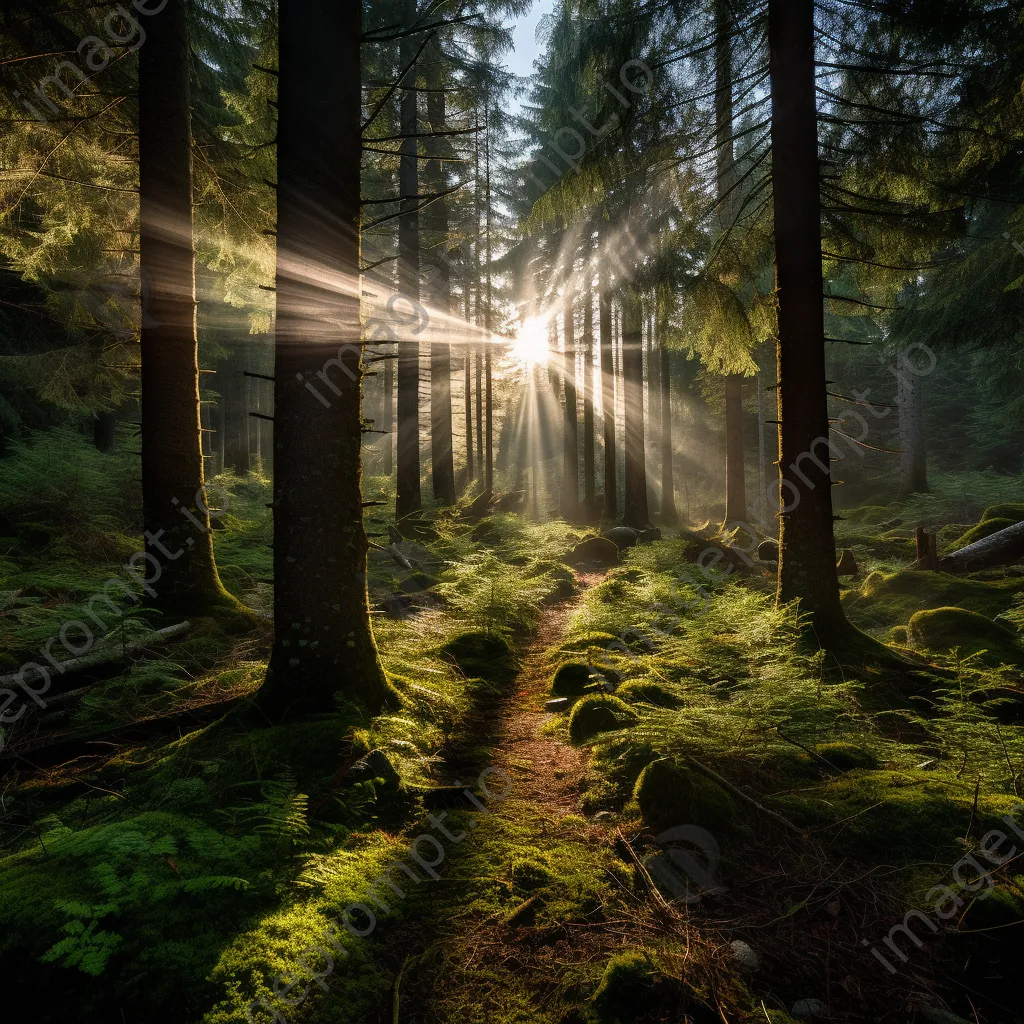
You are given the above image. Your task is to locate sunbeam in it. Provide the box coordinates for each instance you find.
[510,316,550,366]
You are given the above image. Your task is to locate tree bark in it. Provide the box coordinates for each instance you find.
[93,410,116,452]
[897,361,928,496]
[260,0,392,715]
[600,256,617,520]
[582,285,596,514]
[724,373,745,522]
[660,342,677,521]
[483,93,494,494]
[769,0,848,639]
[138,0,227,610]
[621,290,649,527]
[425,41,456,506]
[396,0,422,519]
[561,294,579,518]
[717,0,746,527]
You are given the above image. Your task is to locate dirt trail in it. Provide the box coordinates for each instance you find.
[489,571,603,818]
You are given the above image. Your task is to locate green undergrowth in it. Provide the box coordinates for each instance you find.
[553,530,1024,1020]
[0,432,582,1022]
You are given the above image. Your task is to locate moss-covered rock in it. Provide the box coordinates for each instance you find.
[552,662,593,696]
[568,694,638,744]
[843,569,1023,632]
[907,606,1024,668]
[562,631,622,652]
[632,759,737,832]
[440,630,515,682]
[615,678,682,708]
[980,503,1024,524]
[814,741,878,772]
[590,950,666,1023]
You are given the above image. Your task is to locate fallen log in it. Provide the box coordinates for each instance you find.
[939,520,1024,573]
[0,621,191,691]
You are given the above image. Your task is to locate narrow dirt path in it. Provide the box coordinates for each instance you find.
[489,570,603,818]
[397,569,644,1024]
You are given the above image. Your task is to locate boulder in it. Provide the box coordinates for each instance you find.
[551,662,592,696]
[568,694,638,744]
[791,999,830,1021]
[728,939,759,974]
[907,606,1024,669]
[566,536,620,566]
[603,526,640,550]
[758,539,780,562]
[633,759,736,832]
[347,749,403,792]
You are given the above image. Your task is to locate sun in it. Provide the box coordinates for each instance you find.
[510,316,550,366]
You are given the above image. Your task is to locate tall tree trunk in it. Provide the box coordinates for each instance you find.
[383,349,394,474]
[600,257,617,519]
[717,0,746,526]
[582,285,596,514]
[769,0,848,640]
[138,0,227,610]
[621,290,648,527]
[660,343,677,522]
[396,0,422,519]
[483,93,494,494]
[261,0,392,714]
[93,411,116,452]
[219,344,250,473]
[724,374,745,522]
[426,42,456,506]
[897,364,928,496]
[463,245,474,486]
[758,357,768,525]
[647,305,660,488]
[561,294,579,518]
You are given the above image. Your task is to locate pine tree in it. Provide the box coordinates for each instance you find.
[259,0,393,715]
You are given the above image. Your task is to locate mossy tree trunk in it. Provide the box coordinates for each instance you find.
[769,0,849,640]
[259,0,393,716]
[138,0,229,611]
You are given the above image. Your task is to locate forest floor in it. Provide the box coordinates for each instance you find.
[5,436,1024,1023]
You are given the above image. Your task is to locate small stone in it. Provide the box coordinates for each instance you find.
[728,939,758,973]
[758,539,779,562]
[791,999,829,1021]
[836,549,859,576]
[545,697,570,712]
[593,810,614,822]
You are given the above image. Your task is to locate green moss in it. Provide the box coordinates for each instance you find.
[440,630,515,683]
[774,771,1013,864]
[813,742,879,772]
[568,695,638,744]
[615,679,682,708]
[561,631,622,652]
[907,606,1024,668]
[949,517,1015,552]
[590,950,665,1024]
[632,760,737,833]
[551,662,593,696]
[843,569,1023,633]
[980,503,1024,524]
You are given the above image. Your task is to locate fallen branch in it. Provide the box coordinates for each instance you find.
[682,756,804,834]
